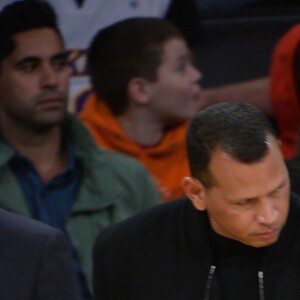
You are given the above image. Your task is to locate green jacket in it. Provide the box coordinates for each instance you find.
[0,114,162,291]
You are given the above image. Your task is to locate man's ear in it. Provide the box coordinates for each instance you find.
[127,77,151,105]
[182,176,207,211]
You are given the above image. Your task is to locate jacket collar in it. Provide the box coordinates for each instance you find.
[0,114,127,213]
[64,114,129,212]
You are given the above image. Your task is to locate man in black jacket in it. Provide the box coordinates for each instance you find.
[93,102,300,300]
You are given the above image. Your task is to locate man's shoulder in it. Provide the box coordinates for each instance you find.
[0,208,61,242]
[105,196,189,224]
[93,197,210,290]
[0,209,81,300]
[94,197,197,250]
[0,209,67,267]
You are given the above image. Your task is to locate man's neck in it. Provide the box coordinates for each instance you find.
[2,122,68,182]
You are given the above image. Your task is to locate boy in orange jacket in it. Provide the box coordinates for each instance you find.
[80,18,202,201]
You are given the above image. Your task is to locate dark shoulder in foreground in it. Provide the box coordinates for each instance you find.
[94,197,192,249]
[0,208,60,238]
[0,208,82,300]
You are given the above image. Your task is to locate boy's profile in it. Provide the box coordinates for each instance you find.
[80,17,202,201]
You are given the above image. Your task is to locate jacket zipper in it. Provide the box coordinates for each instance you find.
[203,266,265,300]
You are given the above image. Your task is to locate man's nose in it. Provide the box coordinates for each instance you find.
[256,199,278,225]
[40,64,57,88]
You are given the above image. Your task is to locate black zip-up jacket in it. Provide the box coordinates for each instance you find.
[93,194,300,300]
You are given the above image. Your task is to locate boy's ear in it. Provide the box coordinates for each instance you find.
[182,176,207,211]
[127,77,151,105]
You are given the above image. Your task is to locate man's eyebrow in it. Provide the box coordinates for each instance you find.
[15,51,69,67]
[270,180,287,193]
[231,180,288,203]
[51,51,69,61]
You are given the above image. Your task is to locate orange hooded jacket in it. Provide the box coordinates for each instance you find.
[79,93,190,202]
[270,24,300,159]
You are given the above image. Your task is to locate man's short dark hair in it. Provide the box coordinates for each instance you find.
[0,0,61,64]
[87,17,184,116]
[186,102,277,188]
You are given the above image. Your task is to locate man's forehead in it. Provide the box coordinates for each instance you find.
[209,141,287,187]
[10,28,64,61]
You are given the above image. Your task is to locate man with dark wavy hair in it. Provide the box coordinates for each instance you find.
[0,1,161,299]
